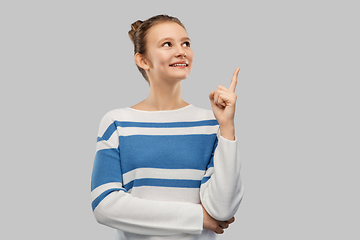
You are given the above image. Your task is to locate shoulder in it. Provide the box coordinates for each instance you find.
[100,108,128,122]
[97,107,138,136]
[97,108,132,131]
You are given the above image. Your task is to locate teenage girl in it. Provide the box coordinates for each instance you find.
[91,14,244,240]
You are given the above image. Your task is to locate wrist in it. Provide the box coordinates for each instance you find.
[219,123,235,141]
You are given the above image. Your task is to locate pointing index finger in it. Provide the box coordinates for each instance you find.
[229,67,240,92]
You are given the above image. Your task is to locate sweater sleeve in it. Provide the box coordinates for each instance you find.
[91,112,203,235]
[199,133,244,221]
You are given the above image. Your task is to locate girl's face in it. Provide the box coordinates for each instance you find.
[143,22,194,83]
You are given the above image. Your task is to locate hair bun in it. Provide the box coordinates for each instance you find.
[128,20,143,44]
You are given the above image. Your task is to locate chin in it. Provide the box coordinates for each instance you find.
[173,74,190,81]
[169,71,191,81]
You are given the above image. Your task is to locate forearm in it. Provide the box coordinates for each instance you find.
[93,189,203,235]
[200,135,244,221]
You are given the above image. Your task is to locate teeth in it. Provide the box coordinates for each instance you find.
[171,63,187,67]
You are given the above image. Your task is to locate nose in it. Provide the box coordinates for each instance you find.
[175,52,187,58]
[175,45,187,58]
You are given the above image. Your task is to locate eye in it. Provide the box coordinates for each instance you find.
[182,41,191,47]
[162,42,171,47]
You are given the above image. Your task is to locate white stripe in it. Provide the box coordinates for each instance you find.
[118,105,215,122]
[96,141,111,152]
[123,168,205,186]
[117,125,218,137]
[203,167,214,178]
[91,182,123,201]
[130,186,201,203]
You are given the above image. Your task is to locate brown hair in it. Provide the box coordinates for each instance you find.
[128,14,186,82]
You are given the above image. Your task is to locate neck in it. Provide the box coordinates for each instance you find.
[144,80,187,111]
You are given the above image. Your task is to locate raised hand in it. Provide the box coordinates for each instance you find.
[209,68,240,140]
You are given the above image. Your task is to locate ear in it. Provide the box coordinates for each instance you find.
[134,53,150,70]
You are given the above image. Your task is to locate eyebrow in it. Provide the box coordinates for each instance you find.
[158,37,191,43]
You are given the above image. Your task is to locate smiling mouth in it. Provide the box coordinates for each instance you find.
[169,63,188,67]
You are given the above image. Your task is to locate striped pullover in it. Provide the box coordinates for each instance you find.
[91,104,244,240]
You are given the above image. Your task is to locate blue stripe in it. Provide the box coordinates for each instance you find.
[200,137,217,185]
[207,137,217,169]
[201,176,211,185]
[207,156,215,169]
[98,122,118,142]
[92,188,125,210]
[124,178,201,191]
[98,119,218,141]
[91,148,122,191]
[119,134,217,174]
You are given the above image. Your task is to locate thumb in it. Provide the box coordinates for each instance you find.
[209,91,215,105]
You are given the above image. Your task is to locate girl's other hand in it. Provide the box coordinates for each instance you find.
[201,204,235,234]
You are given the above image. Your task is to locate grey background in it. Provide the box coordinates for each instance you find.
[1,0,359,239]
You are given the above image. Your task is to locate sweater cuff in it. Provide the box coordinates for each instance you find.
[219,134,237,143]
